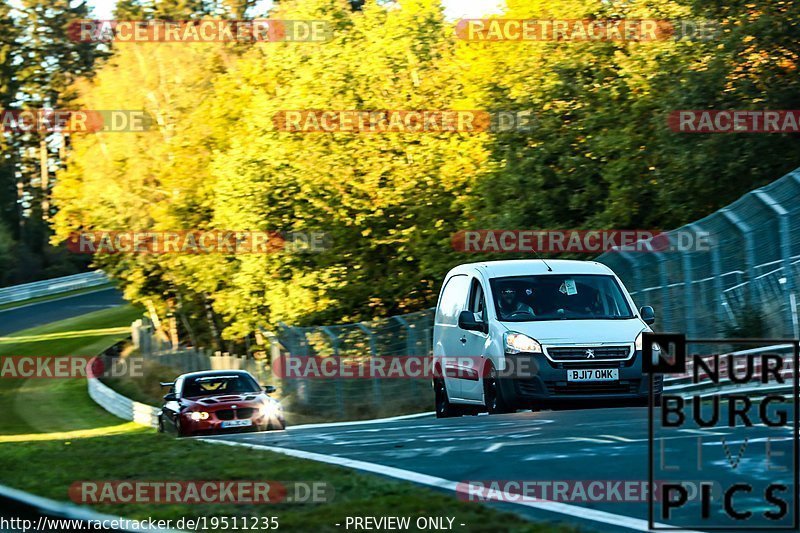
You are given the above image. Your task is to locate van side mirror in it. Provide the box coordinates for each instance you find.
[263,385,276,394]
[163,392,177,402]
[458,310,487,333]
[640,306,655,326]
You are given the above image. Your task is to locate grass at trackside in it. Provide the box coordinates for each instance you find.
[1,431,579,532]
[0,284,114,311]
[0,305,144,435]
[0,306,578,532]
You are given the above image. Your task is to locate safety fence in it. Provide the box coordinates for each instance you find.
[269,309,434,418]
[664,343,796,399]
[128,315,432,420]
[597,167,800,340]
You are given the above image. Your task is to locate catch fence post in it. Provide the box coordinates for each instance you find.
[394,315,417,396]
[754,190,795,336]
[322,326,345,418]
[357,323,381,407]
[721,208,757,305]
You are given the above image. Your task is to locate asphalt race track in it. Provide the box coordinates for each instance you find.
[3,292,794,531]
[0,287,124,336]
[207,406,796,532]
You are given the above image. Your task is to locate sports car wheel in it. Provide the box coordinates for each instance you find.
[176,417,188,438]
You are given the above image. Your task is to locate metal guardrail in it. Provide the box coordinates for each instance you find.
[597,167,800,339]
[88,377,160,429]
[0,271,109,305]
[0,482,177,532]
[663,343,796,399]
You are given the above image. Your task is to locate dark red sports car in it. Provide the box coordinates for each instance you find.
[158,370,285,437]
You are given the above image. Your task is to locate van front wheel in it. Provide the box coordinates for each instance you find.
[434,378,461,418]
[484,366,515,414]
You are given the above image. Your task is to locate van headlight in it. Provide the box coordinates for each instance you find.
[635,331,661,353]
[505,332,542,354]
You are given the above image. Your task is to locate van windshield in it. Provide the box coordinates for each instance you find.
[489,274,634,322]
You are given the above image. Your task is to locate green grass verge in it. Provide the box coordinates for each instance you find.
[0,283,114,311]
[0,305,143,435]
[2,431,576,532]
[0,307,577,532]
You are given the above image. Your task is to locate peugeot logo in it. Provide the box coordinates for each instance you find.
[585,349,595,359]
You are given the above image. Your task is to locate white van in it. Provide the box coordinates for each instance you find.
[432,259,662,417]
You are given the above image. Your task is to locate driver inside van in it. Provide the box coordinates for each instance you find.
[497,286,535,319]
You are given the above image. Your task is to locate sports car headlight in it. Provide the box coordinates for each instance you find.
[259,401,282,417]
[635,331,661,352]
[189,411,209,421]
[504,332,542,354]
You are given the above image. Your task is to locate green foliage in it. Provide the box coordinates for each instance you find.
[50,0,800,347]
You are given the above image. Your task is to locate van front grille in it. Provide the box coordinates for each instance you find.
[547,346,631,361]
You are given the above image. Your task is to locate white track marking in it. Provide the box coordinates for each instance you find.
[568,437,617,444]
[599,434,641,442]
[287,411,434,430]
[678,428,729,436]
[431,446,454,457]
[483,442,504,452]
[200,438,701,532]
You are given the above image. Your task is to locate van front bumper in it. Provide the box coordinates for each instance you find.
[499,350,663,404]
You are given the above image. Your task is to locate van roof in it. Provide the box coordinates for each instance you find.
[452,259,614,279]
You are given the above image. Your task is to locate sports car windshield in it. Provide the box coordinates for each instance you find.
[490,274,634,322]
[182,375,261,398]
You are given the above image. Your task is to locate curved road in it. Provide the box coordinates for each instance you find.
[3,290,794,531]
[0,287,124,335]
[208,405,795,532]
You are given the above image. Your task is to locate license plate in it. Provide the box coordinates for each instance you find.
[221,419,253,428]
[566,368,619,382]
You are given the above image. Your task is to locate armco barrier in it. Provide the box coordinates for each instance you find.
[88,377,159,428]
[0,270,109,305]
[0,483,178,532]
[663,343,795,399]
